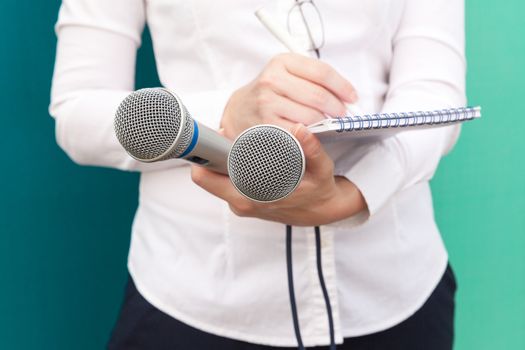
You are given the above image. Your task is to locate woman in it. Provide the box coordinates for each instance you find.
[50,0,463,349]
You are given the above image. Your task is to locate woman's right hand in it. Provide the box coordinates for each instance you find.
[220,53,358,139]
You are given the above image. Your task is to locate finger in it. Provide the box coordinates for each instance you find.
[270,94,326,125]
[276,73,346,117]
[290,124,333,179]
[252,94,301,129]
[270,117,298,132]
[282,54,357,103]
[191,165,245,203]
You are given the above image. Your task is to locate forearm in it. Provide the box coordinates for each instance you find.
[50,2,158,171]
[337,0,466,219]
[50,7,234,172]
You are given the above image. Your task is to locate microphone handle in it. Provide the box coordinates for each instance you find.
[182,122,231,175]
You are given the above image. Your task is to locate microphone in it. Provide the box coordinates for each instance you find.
[228,125,305,202]
[114,88,306,202]
[114,88,231,174]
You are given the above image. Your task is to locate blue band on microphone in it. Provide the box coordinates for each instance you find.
[179,120,199,158]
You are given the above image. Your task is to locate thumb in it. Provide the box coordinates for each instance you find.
[290,124,333,178]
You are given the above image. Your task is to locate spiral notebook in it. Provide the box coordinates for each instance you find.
[309,106,481,142]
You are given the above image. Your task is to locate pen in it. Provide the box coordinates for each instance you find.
[255,7,363,116]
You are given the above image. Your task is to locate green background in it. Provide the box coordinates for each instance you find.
[1,0,523,349]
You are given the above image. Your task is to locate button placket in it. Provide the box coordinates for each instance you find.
[304,226,343,343]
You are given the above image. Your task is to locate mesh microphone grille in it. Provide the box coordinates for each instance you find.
[114,88,194,161]
[228,126,304,202]
[173,103,194,158]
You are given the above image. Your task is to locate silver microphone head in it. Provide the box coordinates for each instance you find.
[114,88,194,162]
[228,125,305,202]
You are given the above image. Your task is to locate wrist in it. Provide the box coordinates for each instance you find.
[220,85,253,139]
[331,176,366,222]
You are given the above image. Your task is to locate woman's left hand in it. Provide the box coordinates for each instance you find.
[191,124,366,226]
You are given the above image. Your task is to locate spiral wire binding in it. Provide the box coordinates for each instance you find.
[335,107,479,133]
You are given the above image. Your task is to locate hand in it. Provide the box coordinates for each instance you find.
[221,53,358,140]
[191,124,366,226]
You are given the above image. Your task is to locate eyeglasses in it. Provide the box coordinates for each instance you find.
[287,0,325,58]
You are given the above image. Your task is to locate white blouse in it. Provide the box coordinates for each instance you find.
[50,0,466,347]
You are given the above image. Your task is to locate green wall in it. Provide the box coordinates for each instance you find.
[432,1,525,348]
[0,0,523,349]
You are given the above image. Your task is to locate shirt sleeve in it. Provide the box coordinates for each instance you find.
[49,0,232,172]
[336,0,466,218]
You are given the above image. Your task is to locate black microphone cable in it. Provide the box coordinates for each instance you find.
[286,225,336,350]
[286,225,305,350]
[314,226,336,350]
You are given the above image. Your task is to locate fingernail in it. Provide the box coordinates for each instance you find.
[292,123,307,141]
[349,90,358,102]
